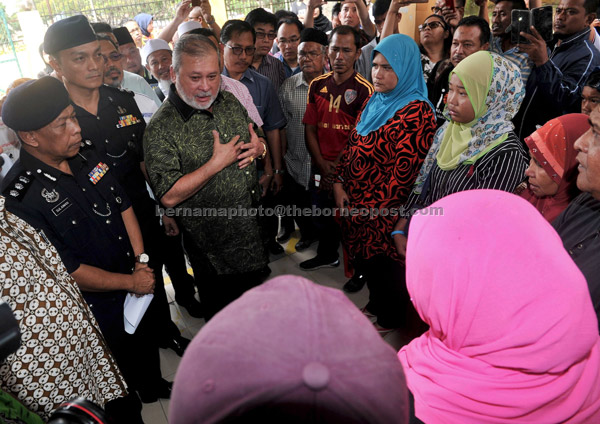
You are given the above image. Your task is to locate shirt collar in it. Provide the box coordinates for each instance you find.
[167,83,223,122]
[298,71,323,88]
[71,85,114,116]
[297,73,309,87]
[223,67,256,83]
[554,28,591,49]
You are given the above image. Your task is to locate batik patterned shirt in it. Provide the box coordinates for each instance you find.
[0,197,126,420]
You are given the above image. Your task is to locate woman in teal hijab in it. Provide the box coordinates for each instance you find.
[355,34,435,136]
[333,34,437,334]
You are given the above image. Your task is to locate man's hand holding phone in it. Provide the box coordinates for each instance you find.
[517,26,549,67]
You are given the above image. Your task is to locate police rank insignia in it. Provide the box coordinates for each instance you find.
[117,106,127,114]
[116,114,142,128]
[89,162,109,184]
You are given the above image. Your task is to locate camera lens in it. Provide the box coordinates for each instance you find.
[47,398,108,424]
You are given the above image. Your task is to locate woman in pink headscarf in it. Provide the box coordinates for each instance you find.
[519,113,589,223]
[399,189,600,423]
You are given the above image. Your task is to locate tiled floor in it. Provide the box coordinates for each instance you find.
[141,231,415,423]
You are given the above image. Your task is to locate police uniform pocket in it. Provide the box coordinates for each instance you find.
[54,205,95,251]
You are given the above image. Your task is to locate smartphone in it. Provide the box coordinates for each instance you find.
[191,0,201,7]
[511,9,532,45]
[445,0,455,9]
[532,6,553,42]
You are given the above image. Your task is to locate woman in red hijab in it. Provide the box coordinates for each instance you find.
[519,113,590,223]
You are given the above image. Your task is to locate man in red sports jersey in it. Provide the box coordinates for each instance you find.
[301,25,373,271]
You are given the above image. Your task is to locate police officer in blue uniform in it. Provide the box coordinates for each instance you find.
[0,76,159,422]
[43,15,195,361]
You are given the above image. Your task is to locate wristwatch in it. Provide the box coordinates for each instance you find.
[136,253,150,264]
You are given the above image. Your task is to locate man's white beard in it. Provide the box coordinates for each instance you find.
[175,79,216,110]
[158,78,170,97]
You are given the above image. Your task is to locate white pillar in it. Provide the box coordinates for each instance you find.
[16,10,46,78]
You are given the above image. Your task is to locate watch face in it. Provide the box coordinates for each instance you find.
[139,253,150,263]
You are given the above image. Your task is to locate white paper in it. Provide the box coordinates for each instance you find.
[124,293,154,334]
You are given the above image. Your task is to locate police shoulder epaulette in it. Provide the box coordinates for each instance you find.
[103,84,135,97]
[118,86,135,97]
[4,170,33,201]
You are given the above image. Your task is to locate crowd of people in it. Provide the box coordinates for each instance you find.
[1,0,600,422]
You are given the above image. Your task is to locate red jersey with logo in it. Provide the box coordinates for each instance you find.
[303,71,373,161]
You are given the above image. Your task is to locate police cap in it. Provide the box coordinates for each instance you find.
[2,77,71,132]
[44,15,98,56]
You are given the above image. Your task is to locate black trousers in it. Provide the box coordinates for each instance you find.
[310,182,340,261]
[162,231,196,302]
[359,255,412,329]
[182,232,266,321]
[279,173,316,239]
[135,208,181,343]
[104,392,143,424]
[84,293,162,392]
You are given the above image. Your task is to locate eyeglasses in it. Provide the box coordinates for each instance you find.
[431,6,443,13]
[298,50,323,60]
[256,31,277,40]
[225,44,257,56]
[418,21,444,31]
[102,52,123,62]
[278,37,300,45]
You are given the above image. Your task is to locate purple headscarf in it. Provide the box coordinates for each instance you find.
[134,13,153,37]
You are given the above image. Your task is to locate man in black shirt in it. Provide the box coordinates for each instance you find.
[43,14,191,383]
[513,0,600,140]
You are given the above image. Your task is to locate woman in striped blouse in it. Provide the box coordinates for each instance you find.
[393,51,528,256]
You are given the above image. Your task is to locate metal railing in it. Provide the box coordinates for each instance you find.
[0,8,22,77]
[32,0,179,27]
[225,0,292,19]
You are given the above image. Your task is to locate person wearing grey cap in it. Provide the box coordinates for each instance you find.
[0,76,152,422]
[43,14,190,387]
[170,275,410,423]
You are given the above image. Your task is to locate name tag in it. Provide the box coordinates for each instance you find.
[89,162,109,184]
[116,114,142,128]
[52,198,72,216]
